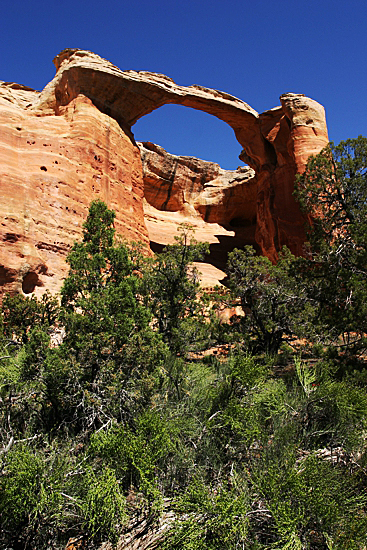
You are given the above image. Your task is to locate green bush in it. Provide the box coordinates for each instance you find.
[254,452,367,548]
[82,467,127,544]
[90,410,175,506]
[163,476,250,549]
[0,445,71,548]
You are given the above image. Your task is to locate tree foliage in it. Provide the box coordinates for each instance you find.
[141,223,210,356]
[296,136,367,254]
[1,178,367,549]
[294,136,367,347]
[1,291,58,344]
[226,246,314,353]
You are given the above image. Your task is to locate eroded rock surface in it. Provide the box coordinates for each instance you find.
[139,141,257,284]
[0,49,329,295]
[139,141,256,226]
[0,83,147,297]
[256,93,329,259]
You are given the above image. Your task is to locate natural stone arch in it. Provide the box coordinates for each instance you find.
[34,49,328,260]
[0,49,329,300]
[36,48,265,170]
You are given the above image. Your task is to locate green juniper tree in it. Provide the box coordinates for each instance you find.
[226,246,314,354]
[141,223,210,357]
[59,200,166,428]
[294,136,367,349]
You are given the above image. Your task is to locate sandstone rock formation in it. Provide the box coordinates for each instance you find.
[139,141,256,227]
[0,48,328,296]
[139,141,257,285]
[0,82,147,297]
[256,93,329,259]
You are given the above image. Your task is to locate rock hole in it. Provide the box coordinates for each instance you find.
[22,272,39,294]
[40,166,47,171]
[264,139,277,166]
[230,216,255,228]
[16,127,22,131]
[3,233,19,243]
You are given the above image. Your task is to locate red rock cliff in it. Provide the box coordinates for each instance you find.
[0,83,147,297]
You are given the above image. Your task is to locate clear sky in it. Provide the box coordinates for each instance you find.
[1,0,366,169]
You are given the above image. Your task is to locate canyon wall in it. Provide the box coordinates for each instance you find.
[0,83,147,297]
[0,49,328,296]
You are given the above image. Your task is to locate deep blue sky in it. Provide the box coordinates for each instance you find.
[1,0,366,169]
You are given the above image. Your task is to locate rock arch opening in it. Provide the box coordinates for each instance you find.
[22,271,40,294]
[133,103,246,171]
[129,94,261,281]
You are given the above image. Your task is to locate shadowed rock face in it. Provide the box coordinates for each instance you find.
[139,141,257,227]
[0,49,328,295]
[139,141,258,285]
